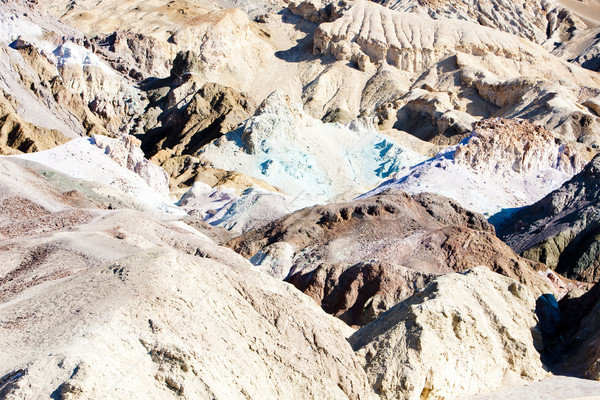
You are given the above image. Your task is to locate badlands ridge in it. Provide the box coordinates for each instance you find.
[1,0,600,399]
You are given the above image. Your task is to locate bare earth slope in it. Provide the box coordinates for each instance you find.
[363,119,586,217]
[0,156,373,400]
[0,249,373,399]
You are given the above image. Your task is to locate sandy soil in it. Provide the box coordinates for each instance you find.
[558,0,600,28]
[460,375,600,399]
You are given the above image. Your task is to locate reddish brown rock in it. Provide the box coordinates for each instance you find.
[229,189,557,326]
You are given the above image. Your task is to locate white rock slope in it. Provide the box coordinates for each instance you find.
[12,135,175,213]
[363,119,586,216]
[349,266,547,400]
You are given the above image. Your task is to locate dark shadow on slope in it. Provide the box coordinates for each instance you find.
[274,10,327,64]
[535,293,562,367]
[274,32,316,63]
[535,283,600,377]
[488,206,526,231]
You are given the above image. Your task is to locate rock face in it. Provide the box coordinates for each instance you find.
[32,0,600,154]
[365,118,586,217]
[178,183,303,235]
[553,26,600,72]
[91,30,169,80]
[142,77,256,159]
[229,189,557,326]
[2,0,600,398]
[349,266,547,400]
[496,154,600,283]
[0,92,70,154]
[454,119,584,176]
[92,135,170,196]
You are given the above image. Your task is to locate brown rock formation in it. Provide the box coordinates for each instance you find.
[0,95,70,155]
[229,189,557,326]
[142,80,256,158]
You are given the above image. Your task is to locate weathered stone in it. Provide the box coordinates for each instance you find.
[349,266,547,399]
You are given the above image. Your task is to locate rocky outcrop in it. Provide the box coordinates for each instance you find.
[374,0,557,44]
[178,183,301,235]
[366,118,587,217]
[133,59,259,196]
[199,91,425,202]
[349,266,547,399]
[570,29,600,72]
[229,189,557,326]
[286,260,437,327]
[457,65,600,146]
[37,0,600,152]
[496,154,600,283]
[288,0,345,23]
[376,88,477,145]
[454,119,584,176]
[92,135,170,196]
[309,0,600,146]
[161,155,283,194]
[313,0,541,73]
[91,30,169,80]
[142,78,256,159]
[0,93,70,155]
[552,20,600,72]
